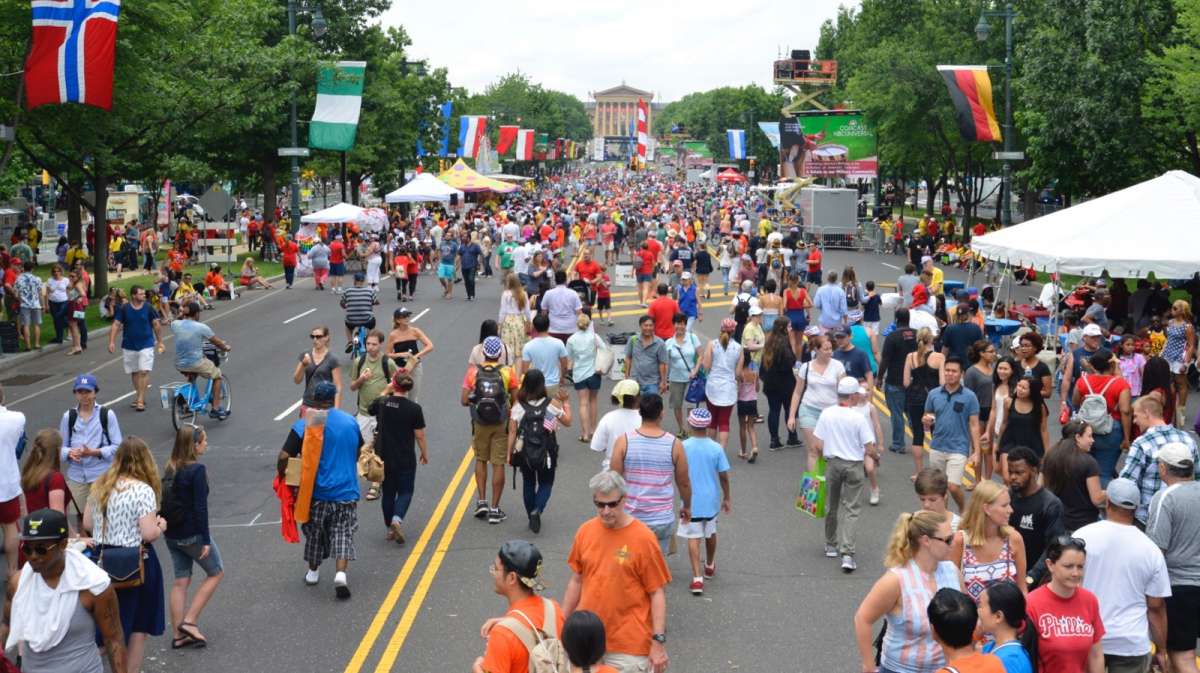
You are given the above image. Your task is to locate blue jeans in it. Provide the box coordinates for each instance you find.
[884,384,908,451]
[1092,421,1123,487]
[49,300,69,343]
[519,458,556,516]
[382,468,416,524]
[283,265,295,287]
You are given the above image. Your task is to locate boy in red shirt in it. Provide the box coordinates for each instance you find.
[594,267,612,326]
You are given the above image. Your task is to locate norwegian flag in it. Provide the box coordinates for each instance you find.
[26,0,122,111]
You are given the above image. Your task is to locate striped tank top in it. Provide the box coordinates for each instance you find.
[622,429,677,526]
[882,560,961,673]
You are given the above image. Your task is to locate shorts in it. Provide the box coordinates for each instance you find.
[122,347,155,374]
[345,317,377,332]
[807,270,822,284]
[180,358,222,381]
[596,296,611,310]
[165,535,224,579]
[864,321,880,335]
[437,263,456,280]
[706,402,733,432]
[668,381,687,410]
[604,241,615,251]
[1166,584,1200,652]
[636,273,654,283]
[66,480,91,515]
[797,403,823,430]
[737,400,758,418]
[574,373,602,391]
[301,500,358,564]
[18,307,42,326]
[604,653,651,673]
[0,496,19,524]
[330,262,346,277]
[473,422,508,465]
[676,516,717,539]
[928,449,968,485]
[646,520,674,556]
[786,309,808,330]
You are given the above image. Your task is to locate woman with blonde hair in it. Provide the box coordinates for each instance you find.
[84,436,166,672]
[1163,299,1195,419]
[903,328,944,478]
[566,312,602,442]
[853,511,962,673]
[162,426,223,648]
[950,479,1027,602]
[499,273,531,363]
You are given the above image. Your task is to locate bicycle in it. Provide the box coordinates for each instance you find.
[160,350,232,430]
[348,324,369,361]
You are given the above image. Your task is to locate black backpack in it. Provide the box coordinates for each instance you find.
[733,294,752,324]
[472,365,508,425]
[845,283,861,308]
[159,468,188,533]
[67,405,111,447]
[515,400,556,470]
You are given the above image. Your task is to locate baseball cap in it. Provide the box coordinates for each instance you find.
[837,376,860,396]
[688,408,712,428]
[921,255,933,265]
[353,272,366,282]
[681,271,692,280]
[1105,478,1140,510]
[749,306,763,316]
[312,381,338,404]
[833,327,851,338]
[498,540,545,591]
[1156,442,1195,469]
[21,509,68,541]
[482,336,503,360]
[393,307,413,319]
[611,379,641,401]
[73,374,98,393]
[803,325,821,337]
[1081,324,1103,337]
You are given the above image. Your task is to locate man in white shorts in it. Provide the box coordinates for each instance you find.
[922,356,980,511]
[107,285,164,412]
[677,408,731,595]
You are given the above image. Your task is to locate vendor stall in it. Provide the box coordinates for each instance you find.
[439,159,519,194]
[384,173,464,204]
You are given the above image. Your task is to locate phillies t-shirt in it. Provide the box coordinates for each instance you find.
[1025,586,1104,673]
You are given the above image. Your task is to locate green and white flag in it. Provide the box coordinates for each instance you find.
[309,61,366,151]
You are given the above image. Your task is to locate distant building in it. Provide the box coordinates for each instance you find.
[585,85,665,138]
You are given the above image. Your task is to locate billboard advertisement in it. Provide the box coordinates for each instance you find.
[779,111,877,179]
[603,137,636,161]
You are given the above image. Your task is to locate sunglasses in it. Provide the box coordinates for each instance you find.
[1054,535,1087,551]
[309,333,327,339]
[931,534,955,546]
[20,541,59,557]
[593,495,624,510]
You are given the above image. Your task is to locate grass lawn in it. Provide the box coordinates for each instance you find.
[5,251,283,352]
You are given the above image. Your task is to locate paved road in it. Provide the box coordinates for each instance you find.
[1,248,1190,672]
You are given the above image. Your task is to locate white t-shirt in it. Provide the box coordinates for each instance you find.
[0,407,26,502]
[909,308,941,337]
[512,245,531,274]
[729,293,760,312]
[1038,282,1060,310]
[590,408,641,470]
[794,359,847,409]
[814,405,875,462]
[1075,520,1172,656]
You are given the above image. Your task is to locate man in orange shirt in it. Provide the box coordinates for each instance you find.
[564,470,671,673]
[473,540,564,673]
[646,283,679,340]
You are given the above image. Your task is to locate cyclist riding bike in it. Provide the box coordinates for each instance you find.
[171,301,232,419]
[341,272,378,353]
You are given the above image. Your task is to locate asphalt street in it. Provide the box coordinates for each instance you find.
[1,248,1190,673]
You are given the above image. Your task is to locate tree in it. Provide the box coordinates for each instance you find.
[461,73,592,163]
[655,85,788,179]
[1143,0,1200,175]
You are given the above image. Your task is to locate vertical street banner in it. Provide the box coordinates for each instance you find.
[26,0,122,110]
[496,125,518,155]
[757,122,781,149]
[515,129,535,160]
[727,129,746,160]
[438,101,453,156]
[457,115,487,158]
[636,98,648,164]
[309,61,367,151]
[937,65,1001,142]
[534,132,549,160]
[779,111,877,179]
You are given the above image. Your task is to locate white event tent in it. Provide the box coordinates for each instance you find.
[970,170,1200,279]
[300,202,367,224]
[384,173,464,204]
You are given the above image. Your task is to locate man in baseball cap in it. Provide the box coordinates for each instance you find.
[591,380,643,470]
[61,374,122,527]
[475,540,563,673]
[679,407,730,594]
[814,376,878,573]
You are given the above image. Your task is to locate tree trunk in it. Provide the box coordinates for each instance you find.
[350,174,362,206]
[67,186,82,246]
[261,155,278,223]
[92,173,110,299]
[1186,129,1200,177]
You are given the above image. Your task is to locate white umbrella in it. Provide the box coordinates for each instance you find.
[300,202,367,224]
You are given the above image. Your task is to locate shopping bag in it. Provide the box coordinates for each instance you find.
[684,372,707,404]
[795,456,827,518]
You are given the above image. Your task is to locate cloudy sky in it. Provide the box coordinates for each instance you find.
[380,0,859,103]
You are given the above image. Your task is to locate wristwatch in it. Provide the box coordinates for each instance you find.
[651,633,666,644]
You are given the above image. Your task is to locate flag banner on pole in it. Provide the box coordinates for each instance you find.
[515,129,534,160]
[27,0,122,110]
[438,101,453,156]
[636,98,648,163]
[937,65,1001,143]
[496,125,518,155]
[457,115,488,158]
[309,61,367,151]
[554,138,564,160]
[757,121,781,149]
[534,133,549,160]
[727,129,747,160]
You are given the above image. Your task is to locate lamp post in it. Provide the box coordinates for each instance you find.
[975,3,1017,227]
[286,0,326,230]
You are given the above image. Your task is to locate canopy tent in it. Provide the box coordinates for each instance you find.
[483,173,533,182]
[300,202,366,224]
[716,168,747,184]
[439,159,518,194]
[384,173,464,204]
[970,170,1200,279]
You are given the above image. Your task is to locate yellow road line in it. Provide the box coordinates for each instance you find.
[606,299,730,319]
[343,449,475,673]
[372,474,478,672]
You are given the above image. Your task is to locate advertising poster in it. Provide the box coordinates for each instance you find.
[779,111,877,179]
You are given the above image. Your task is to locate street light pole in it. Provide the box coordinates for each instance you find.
[976,3,1017,227]
[288,0,301,231]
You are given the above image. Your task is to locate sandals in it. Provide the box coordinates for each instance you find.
[176,622,207,648]
[747,450,758,464]
[364,486,380,501]
[171,635,196,649]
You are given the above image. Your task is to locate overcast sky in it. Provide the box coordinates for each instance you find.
[380,0,859,103]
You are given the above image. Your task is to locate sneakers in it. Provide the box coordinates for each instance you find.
[209,410,230,420]
[488,508,507,524]
[334,571,350,599]
[703,562,716,579]
[824,544,839,558]
[841,555,857,573]
[389,520,405,544]
[474,500,489,519]
[529,511,541,534]
[869,487,881,506]
[689,579,704,595]
[787,435,803,447]
[768,439,783,451]
[304,568,320,586]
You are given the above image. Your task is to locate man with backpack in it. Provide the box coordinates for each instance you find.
[463,337,519,524]
[58,374,123,524]
[350,330,393,502]
[729,280,759,344]
[474,540,566,673]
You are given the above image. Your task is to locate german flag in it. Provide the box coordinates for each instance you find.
[937,65,1002,143]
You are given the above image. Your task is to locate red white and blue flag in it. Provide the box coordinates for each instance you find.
[26,0,122,111]
[457,115,487,158]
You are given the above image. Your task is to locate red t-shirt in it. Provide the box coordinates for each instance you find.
[601,222,616,243]
[637,249,656,276]
[23,472,71,513]
[928,221,940,237]
[1025,586,1104,673]
[575,259,602,283]
[973,223,986,237]
[646,238,663,261]
[1074,374,1130,421]
[282,241,299,267]
[807,250,822,272]
[329,240,345,264]
[595,274,611,299]
[539,224,553,242]
[647,296,680,339]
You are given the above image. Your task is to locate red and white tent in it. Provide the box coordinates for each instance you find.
[716,168,747,184]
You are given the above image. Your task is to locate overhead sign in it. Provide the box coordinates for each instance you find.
[278,147,311,157]
[993,151,1025,161]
